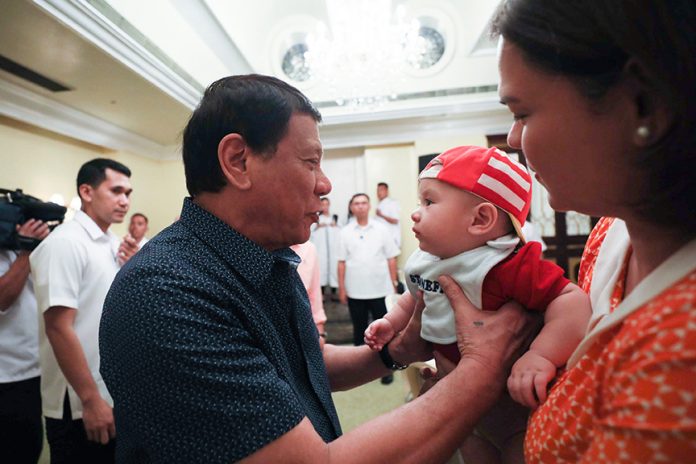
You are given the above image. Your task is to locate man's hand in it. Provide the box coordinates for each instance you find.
[338,287,348,305]
[507,350,556,409]
[118,234,139,265]
[16,219,49,247]
[441,275,540,384]
[81,395,116,444]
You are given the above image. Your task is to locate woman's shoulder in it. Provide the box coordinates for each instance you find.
[577,217,616,292]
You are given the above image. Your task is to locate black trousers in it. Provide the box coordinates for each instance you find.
[44,393,115,464]
[0,376,43,464]
[347,297,388,346]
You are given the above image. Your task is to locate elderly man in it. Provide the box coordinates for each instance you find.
[99,74,532,463]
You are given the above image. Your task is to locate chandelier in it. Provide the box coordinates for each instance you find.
[286,0,446,109]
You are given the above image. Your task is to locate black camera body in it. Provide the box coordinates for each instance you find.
[0,188,67,251]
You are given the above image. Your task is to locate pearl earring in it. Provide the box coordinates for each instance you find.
[636,126,650,139]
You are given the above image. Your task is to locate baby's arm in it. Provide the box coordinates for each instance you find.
[364,292,416,351]
[508,283,591,408]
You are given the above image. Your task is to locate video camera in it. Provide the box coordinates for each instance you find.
[0,188,67,251]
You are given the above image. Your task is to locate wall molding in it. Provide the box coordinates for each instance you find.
[320,96,512,149]
[0,79,177,160]
[33,0,201,109]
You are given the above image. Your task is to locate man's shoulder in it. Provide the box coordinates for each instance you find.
[369,220,390,234]
[381,197,400,207]
[32,220,87,257]
[114,225,223,291]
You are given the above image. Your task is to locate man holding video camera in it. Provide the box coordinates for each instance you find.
[0,219,49,464]
[30,158,138,463]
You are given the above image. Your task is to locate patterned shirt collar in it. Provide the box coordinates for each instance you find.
[179,198,300,287]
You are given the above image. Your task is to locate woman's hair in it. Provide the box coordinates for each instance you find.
[347,193,369,220]
[492,0,696,233]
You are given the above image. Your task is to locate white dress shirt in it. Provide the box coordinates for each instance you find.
[375,196,401,248]
[30,210,120,419]
[337,220,399,299]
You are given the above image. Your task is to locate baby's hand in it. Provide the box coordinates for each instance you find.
[364,319,396,351]
[507,351,557,409]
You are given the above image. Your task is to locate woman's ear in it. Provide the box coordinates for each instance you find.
[218,133,252,190]
[624,59,672,146]
[467,203,499,236]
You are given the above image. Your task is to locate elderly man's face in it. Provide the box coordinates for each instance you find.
[249,113,331,250]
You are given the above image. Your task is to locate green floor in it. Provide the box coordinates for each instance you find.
[332,371,411,432]
[37,372,409,462]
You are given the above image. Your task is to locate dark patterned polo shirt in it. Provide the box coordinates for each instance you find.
[100,198,341,463]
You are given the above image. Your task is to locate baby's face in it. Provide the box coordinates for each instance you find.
[411,179,482,259]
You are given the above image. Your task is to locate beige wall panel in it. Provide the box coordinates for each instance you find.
[0,117,187,237]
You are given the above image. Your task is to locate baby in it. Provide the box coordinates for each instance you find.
[365,146,591,464]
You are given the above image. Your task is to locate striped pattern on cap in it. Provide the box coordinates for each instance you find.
[419,145,532,227]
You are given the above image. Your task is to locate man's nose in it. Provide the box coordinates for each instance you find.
[316,168,332,196]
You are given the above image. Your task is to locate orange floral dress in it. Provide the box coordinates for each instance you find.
[525,217,696,463]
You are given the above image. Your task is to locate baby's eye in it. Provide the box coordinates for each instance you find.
[423,199,433,206]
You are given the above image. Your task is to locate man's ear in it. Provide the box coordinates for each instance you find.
[218,133,252,190]
[467,203,499,236]
[78,184,93,205]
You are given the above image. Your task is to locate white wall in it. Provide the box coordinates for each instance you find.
[321,147,366,225]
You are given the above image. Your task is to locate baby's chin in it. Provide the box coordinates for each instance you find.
[419,243,460,260]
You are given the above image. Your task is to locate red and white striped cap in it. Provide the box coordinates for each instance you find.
[419,145,532,241]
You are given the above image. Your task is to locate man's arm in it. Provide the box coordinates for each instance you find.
[376,209,399,225]
[240,276,537,464]
[376,199,400,225]
[337,260,347,304]
[44,306,115,444]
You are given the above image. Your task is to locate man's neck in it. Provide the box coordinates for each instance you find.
[356,216,368,226]
[81,209,110,233]
[194,192,284,251]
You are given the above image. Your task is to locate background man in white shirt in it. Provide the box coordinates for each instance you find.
[375,182,401,249]
[0,219,49,464]
[30,158,138,463]
[310,197,340,299]
[127,212,149,248]
[337,193,399,384]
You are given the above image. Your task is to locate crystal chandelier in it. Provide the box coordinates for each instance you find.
[301,0,442,109]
